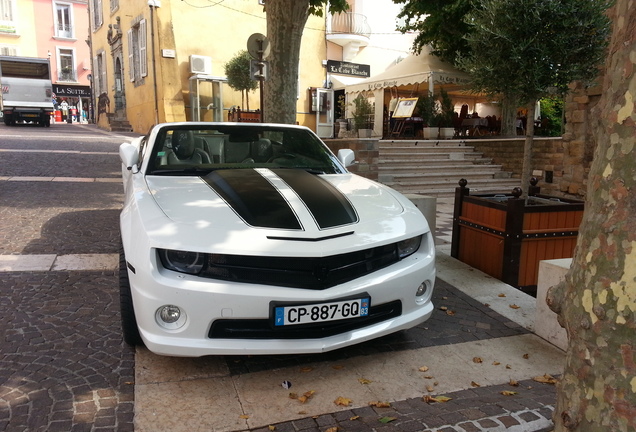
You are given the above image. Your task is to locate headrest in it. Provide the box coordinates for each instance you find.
[172,130,195,160]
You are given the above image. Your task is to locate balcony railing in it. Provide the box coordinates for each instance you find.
[58,71,76,82]
[328,12,371,38]
[56,24,73,38]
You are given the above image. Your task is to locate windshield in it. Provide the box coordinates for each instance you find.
[146,124,346,175]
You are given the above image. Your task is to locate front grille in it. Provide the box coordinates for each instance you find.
[208,300,402,339]
[199,243,400,290]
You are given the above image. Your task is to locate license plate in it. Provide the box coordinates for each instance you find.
[274,297,370,326]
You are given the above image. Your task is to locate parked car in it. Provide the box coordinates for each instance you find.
[119,122,436,356]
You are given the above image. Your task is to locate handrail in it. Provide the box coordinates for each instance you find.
[329,13,371,38]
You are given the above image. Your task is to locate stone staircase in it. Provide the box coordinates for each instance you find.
[377,139,520,197]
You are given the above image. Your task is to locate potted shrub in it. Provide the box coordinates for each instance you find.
[437,89,456,139]
[351,94,374,138]
[336,95,349,138]
[416,91,439,139]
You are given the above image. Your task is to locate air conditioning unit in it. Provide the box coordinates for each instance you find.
[190,55,212,74]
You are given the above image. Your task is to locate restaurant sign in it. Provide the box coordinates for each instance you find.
[53,84,92,98]
[327,60,370,78]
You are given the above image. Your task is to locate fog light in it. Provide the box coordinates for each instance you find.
[156,305,187,330]
[415,280,432,304]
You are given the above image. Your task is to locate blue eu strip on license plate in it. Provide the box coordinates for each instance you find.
[274,298,370,326]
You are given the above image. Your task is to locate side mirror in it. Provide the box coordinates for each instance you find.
[337,148,355,167]
[119,142,139,171]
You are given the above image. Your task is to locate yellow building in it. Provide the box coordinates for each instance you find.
[89,0,331,134]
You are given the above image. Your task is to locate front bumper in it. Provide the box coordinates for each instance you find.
[127,235,436,357]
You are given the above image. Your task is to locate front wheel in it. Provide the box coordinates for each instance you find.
[120,246,143,347]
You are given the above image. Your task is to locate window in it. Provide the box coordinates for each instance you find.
[90,0,102,30]
[54,3,73,38]
[94,50,107,95]
[0,45,17,55]
[110,0,119,13]
[58,48,76,82]
[127,19,147,83]
[0,0,16,34]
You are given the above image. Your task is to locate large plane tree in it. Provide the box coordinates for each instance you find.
[548,0,636,429]
[263,0,348,124]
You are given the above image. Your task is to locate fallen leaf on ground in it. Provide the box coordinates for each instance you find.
[378,417,397,424]
[501,391,517,396]
[446,309,456,316]
[334,396,352,406]
[423,395,452,403]
[439,306,448,311]
[298,390,315,404]
[349,416,360,421]
[423,375,434,379]
[510,304,521,309]
[300,367,313,373]
[332,365,345,370]
[325,427,339,432]
[239,415,250,419]
[492,361,501,366]
[473,357,483,363]
[426,385,435,392]
[506,364,512,369]
[509,379,519,387]
[533,374,558,385]
[369,401,391,408]
[498,293,506,297]
[358,378,372,385]
[418,366,430,372]
[471,381,481,387]
[523,353,530,359]
[268,426,276,431]
[288,393,298,399]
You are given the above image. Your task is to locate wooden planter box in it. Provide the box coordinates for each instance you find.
[450,180,584,294]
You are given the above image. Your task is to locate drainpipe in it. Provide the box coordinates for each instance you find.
[148,0,161,125]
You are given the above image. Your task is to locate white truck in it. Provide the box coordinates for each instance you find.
[0,56,54,127]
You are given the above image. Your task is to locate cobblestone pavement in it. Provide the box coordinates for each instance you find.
[0,123,135,432]
[251,379,555,432]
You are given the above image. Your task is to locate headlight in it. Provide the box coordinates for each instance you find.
[397,235,422,259]
[158,249,205,274]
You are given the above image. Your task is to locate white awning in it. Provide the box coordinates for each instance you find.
[345,47,471,94]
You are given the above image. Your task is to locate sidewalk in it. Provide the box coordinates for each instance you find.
[133,197,564,432]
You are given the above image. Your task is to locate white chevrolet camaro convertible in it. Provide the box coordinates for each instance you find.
[119,122,436,357]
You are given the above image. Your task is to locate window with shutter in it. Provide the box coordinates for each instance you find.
[139,19,147,77]
[127,29,134,81]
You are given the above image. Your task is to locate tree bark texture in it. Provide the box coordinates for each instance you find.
[264,0,311,124]
[547,1,636,430]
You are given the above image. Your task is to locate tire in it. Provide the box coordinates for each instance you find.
[120,245,143,347]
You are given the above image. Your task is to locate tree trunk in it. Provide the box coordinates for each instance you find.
[264,0,311,124]
[547,1,636,430]
[500,95,518,136]
[520,100,536,198]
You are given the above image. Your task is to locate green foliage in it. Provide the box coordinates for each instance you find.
[460,0,612,105]
[224,50,258,96]
[437,89,455,127]
[537,96,564,137]
[415,92,438,127]
[309,0,349,16]
[393,0,476,64]
[351,95,373,130]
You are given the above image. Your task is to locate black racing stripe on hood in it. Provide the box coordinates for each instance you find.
[273,169,358,229]
[202,169,301,230]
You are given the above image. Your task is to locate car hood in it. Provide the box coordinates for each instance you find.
[144,168,424,254]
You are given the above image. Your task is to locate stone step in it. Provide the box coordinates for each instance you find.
[379,165,505,176]
[379,146,474,155]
